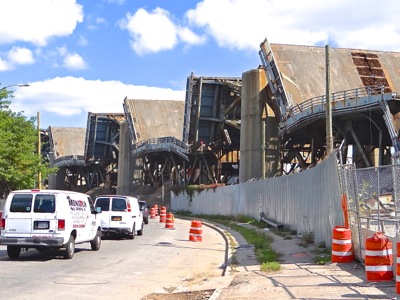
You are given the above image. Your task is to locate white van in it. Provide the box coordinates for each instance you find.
[0,189,102,259]
[94,195,144,239]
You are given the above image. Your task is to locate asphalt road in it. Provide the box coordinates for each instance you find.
[0,217,226,300]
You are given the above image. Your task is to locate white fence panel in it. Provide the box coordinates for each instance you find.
[171,152,344,246]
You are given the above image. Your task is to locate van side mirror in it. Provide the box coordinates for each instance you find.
[96,207,102,213]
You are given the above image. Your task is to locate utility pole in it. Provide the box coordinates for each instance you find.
[37,112,42,189]
[325,45,333,155]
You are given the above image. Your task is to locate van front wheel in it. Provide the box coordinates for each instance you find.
[90,229,101,251]
[7,246,21,259]
[64,235,75,259]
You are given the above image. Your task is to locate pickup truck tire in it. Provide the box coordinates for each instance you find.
[128,224,135,240]
[137,222,144,236]
[64,235,75,259]
[7,245,21,259]
[90,229,102,251]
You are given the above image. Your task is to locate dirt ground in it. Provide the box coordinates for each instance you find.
[142,223,399,300]
[143,289,216,300]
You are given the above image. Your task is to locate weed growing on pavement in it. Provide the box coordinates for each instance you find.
[230,255,239,268]
[261,261,280,272]
[299,230,314,247]
[313,243,331,265]
[224,230,237,251]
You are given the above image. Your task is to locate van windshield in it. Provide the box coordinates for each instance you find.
[95,198,110,212]
[112,198,127,211]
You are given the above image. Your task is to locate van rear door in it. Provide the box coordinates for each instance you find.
[4,193,57,238]
[31,194,57,236]
[95,197,111,229]
[110,197,130,228]
[4,193,34,237]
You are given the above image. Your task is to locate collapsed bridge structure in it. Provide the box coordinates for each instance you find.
[44,38,400,197]
[258,39,400,175]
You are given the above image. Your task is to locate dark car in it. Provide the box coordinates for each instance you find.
[138,200,149,224]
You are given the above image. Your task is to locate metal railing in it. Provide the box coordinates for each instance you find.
[290,85,386,115]
[53,155,86,167]
[281,84,396,133]
[340,162,400,262]
[131,136,190,155]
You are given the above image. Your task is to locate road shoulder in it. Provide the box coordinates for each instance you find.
[217,223,398,299]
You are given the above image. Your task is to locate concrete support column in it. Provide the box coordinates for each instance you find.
[117,122,135,195]
[239,68,267,182]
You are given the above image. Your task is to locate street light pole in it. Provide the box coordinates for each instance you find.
[325,45,333,155]
[0,83,30,91]
[37,112,42,189]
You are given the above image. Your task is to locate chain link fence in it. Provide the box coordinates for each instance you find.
[340,160,400,262]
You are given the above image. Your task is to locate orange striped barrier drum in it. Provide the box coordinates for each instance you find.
[165,213,175,230]
[365,232,393,281]
[153,204,159,216]
[331,226,354,263]
[396,241,400,293]
[159,206,167,223]
[189,220,202,242]
[149,207,156,219]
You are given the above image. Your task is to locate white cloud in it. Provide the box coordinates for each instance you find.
[178,27,206,45]
[185,0,400,51]
[120,7,205,55]
[11,77,185,120]
[8,47,34,65]
[185,0,328,51]
[0,58,9,71]
[47,46,88,70]
[0,0,83,46]
[120,8,178,55]
[0,47,35,71]
[96,18,109,27]
[120,0,400,54]
[77,36,88,47]
[63,53,87,70]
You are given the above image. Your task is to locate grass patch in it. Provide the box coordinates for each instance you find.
[313,243,331,265]
[261,261,281,272]
[299,230,314,247]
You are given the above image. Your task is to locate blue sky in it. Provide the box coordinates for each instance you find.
[1,0,399,128]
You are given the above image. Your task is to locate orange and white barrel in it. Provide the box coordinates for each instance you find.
[396,241,400,294]
[149,207,156,219]
[365,232,393,281]
[189,220,202,242]
[165,213,175,230]
[153,204,159,216]
[159,206,167,223]
[331,226,354,263]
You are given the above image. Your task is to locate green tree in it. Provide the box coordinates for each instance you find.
[0,87,54,198]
